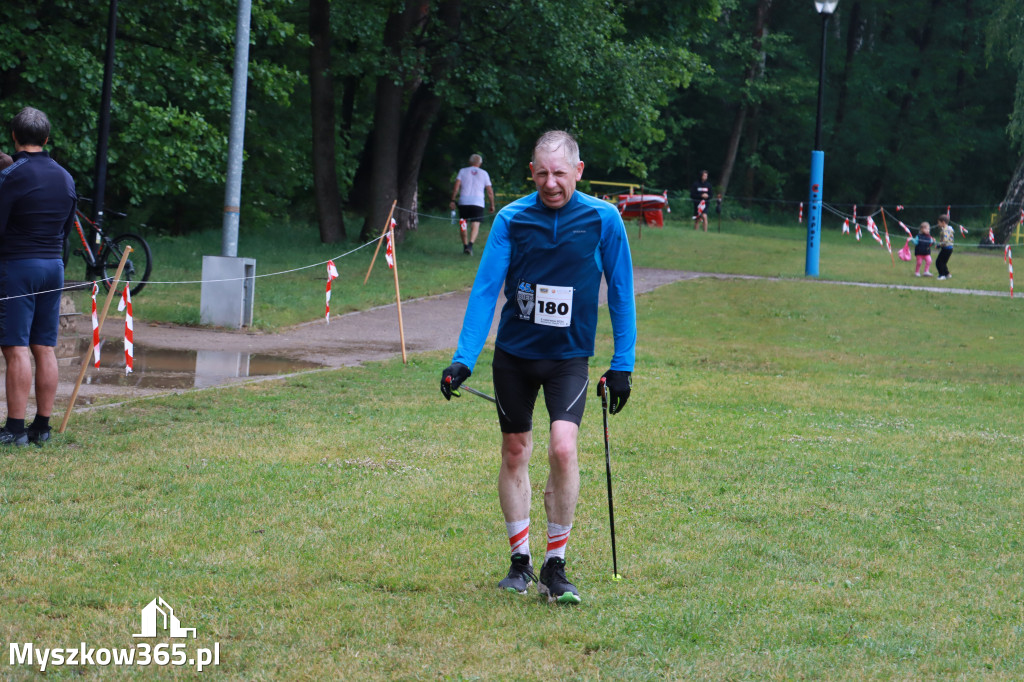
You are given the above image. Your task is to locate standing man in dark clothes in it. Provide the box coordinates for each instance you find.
[690,170,712,232]
[0,107,77,445]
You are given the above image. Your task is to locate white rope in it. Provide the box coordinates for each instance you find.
[0,234,383,302]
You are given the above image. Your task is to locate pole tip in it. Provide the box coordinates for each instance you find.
[613,573,623,581]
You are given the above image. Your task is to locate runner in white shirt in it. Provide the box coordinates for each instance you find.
[449,154,496,255]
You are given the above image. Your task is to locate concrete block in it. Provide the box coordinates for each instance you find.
[199,256,256,328]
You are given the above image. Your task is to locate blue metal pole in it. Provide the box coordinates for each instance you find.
[806,150,824,277]
[806,11,831,277]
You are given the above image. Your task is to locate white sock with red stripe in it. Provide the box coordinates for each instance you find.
[506,519,530,559]
[545,522,572,562]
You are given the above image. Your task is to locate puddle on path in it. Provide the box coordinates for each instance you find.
[56,337,323,391]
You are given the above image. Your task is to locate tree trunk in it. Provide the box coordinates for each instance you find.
[309,0,345,243]
[360,5,416,242]
[742,105,761,200]
[361,0,461,242]
[395,88,441,239]
[362,76,403,242]
[862,0,937,213]
[394,1,461,240]
[719,105,747,198]
[996,154,1024,243]
[718,0,772,197]
[834,0,863,130]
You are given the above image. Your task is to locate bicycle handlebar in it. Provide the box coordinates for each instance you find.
[76,196,128,219]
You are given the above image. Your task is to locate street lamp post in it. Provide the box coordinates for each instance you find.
[805,0,839,277]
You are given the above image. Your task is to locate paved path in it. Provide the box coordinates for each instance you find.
[48,268,1019,406]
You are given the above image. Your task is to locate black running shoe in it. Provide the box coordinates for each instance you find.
[27,426,51,445]
[498,553,536,594]
[538,557,581,604]
[0,428,29,447]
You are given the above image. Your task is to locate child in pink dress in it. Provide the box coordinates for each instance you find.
[912,222,935,277]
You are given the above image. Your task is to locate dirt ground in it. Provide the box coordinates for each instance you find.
[51,267,698,407]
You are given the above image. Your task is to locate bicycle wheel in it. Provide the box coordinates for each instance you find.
[100,232,153,296]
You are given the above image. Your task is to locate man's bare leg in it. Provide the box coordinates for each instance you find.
[2,345,32,420]
[499,431,533,522]
[30,344,58,418]
[543,420,580,526]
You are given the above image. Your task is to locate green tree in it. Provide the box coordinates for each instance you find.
[657,0,1016,216]
[988,0,1024,240]
[0,0,304,232]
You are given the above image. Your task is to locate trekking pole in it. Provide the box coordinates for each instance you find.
[599,377,622,581]
[458,384,496,403]
[444,376,497,403]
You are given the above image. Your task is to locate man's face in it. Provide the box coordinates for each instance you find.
[701,172,708,182]
[530,147,584,210]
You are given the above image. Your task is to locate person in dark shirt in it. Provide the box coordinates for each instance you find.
[690,170,712,232]
[0,107,77,446]
[934,214,955,280]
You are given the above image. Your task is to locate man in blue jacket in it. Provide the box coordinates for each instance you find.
[0,107,77,446]
[441,131,636,604]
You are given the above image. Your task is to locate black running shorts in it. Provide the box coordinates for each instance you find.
[458,204,485,221]
[491,347,590,434]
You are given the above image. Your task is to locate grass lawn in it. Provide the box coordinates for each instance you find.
[3,211,1023,678]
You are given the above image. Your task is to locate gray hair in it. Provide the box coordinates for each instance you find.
[11,107,51,147]
[533,130,580,166]
[469,153,482,165]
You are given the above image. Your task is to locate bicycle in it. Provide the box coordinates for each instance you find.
[64,201,153,296]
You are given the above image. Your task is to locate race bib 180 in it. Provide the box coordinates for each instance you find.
[516,280,573,327]
[534,284,573,327]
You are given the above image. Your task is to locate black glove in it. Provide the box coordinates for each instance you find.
[598,369,632,414]
[440,362,472,400]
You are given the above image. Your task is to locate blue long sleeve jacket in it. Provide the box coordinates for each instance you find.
[452,190,636,372]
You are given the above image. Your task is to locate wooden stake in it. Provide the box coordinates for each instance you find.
[364,200,398,285]
[880,209,895,266]
[389,223,408,364]
[59,246,133,433]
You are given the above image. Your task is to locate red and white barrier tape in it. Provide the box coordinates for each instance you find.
[1006,246,1014,298]
[325,260,339,324]
[117,287,133,375]
[385,219,396,269]
[91,283,100,368]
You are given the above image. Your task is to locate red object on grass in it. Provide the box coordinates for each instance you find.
[616,193,669,227]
